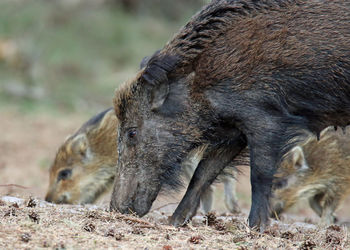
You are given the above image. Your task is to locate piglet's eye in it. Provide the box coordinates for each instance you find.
[58,169,72,181]
[128,129,137,139]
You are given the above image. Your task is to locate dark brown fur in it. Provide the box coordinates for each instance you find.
[111,0,350,230]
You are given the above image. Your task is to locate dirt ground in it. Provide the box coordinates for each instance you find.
[1,196,349,250]
[1,109,350,249]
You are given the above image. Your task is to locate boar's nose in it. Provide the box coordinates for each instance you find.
[110,197,134,215]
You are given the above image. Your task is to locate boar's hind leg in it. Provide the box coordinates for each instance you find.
[245,116,308,231]
[170,135,247,227]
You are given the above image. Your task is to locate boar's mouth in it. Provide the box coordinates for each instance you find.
[110,176,161,217]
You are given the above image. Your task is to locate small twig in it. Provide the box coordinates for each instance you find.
[137,224,158,229]
[242,219,255,235]
[341,225,348,248]
[0,184,29,189]
[112,213,156,227]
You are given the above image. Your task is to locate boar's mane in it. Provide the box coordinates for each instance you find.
[114,0,295,118]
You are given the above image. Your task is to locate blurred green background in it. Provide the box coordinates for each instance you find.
[0,0,207,116]
[0,0,254,212]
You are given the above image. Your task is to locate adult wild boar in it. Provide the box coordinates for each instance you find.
[111,0,350,230]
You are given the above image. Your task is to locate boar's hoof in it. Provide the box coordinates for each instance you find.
[169,212,193,227]
[169,198,200,227]
[248,207,270,232]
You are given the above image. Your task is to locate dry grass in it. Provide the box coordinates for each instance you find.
[0,196,349,249]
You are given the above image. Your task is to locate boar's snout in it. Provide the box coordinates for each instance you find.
[110,172,160,217]
[110,201,149,217]
[110,191,153,217]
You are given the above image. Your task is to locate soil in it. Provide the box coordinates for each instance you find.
[1,109,350,249]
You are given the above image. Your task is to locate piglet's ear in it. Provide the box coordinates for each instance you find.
[290,146,308,171]
[70,133,89,159]
[97,108,118,131]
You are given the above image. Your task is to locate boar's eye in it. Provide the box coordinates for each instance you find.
[58,169,72,181]
[126,128,138,146]
[127,129,137,139]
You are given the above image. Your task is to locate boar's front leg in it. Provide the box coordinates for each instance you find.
[170,134,247,227]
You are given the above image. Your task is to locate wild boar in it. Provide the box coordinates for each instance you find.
[45,108,240,213]
[111,0,350,231]
[271,127,350,225]
[45,108,118,204]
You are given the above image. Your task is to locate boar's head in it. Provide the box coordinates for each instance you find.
[110,54,203,216]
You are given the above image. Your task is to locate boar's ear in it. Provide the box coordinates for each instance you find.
[69,133,90,159]
[142,54,178,86]
[139,50,160,69]
[290,146,308,171]
[150,79,169,111]
[142,54,189,116]
[149,73,193,116]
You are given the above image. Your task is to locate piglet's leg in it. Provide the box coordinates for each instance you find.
[182,156,215,214]
[223,174,240,213]
[199,185,215,214]
[170,135,247,227]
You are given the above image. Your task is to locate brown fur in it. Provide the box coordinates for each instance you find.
[272,127,350,225]
[111,0,350,229]
[116,0,349,97]
[45,109,118,204]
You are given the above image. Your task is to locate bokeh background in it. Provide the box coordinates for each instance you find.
[0,0,208,196]
[0,0,349,223]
